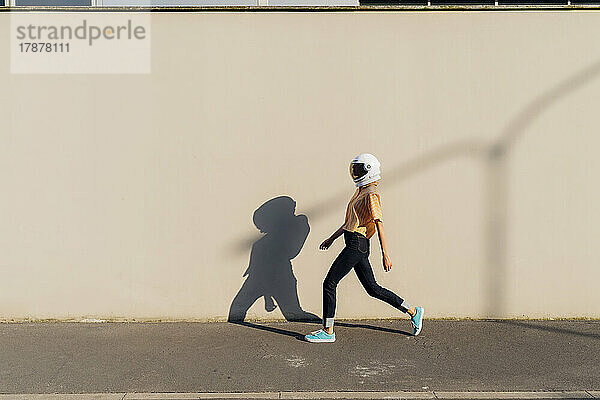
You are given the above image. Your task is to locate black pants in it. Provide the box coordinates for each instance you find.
[322,231,410,328]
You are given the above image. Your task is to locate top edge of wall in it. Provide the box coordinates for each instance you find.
[2,5,600,12]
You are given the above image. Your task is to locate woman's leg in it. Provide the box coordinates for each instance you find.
[354,256,412,313]
[322,247,361,331]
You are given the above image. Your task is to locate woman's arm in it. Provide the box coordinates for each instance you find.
[375,220,392,272]
[319,224,345,250]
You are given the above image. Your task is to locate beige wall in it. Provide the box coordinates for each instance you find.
[1,11,600,320]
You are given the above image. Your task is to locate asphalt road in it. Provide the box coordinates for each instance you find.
[0,320,598,394]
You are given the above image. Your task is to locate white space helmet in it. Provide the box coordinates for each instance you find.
[349,153,381,187]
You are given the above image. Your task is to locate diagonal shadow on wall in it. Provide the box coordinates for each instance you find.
[481,59,600,317]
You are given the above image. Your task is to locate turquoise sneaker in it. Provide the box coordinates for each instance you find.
[305,329,336,343]
[411,307,424,336]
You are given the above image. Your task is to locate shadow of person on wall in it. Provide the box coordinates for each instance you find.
[228,196,320,323]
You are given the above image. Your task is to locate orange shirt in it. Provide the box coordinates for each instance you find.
[342,183,383,239]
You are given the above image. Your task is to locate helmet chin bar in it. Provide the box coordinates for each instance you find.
[355,174,381,187]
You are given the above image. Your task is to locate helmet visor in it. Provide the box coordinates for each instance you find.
[350,162,368,181]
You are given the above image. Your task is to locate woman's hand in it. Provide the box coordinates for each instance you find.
[383,253,393,272]
[320,237,334,250]
[320,225,345,250]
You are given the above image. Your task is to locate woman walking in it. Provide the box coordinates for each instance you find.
[305,154,424,343]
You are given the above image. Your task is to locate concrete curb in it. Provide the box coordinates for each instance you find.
[433,392,595,399]
[0,392,596,400]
